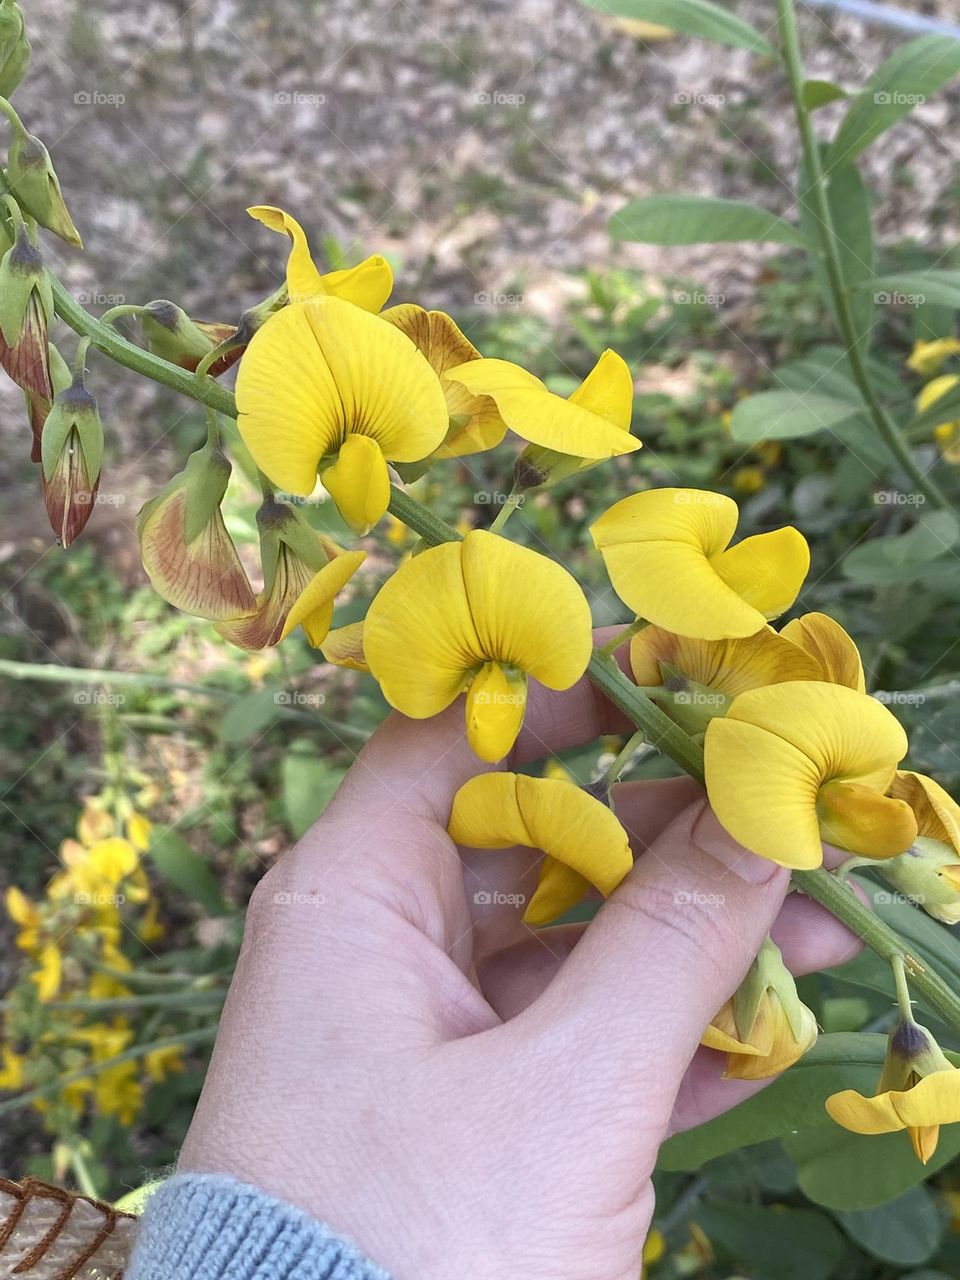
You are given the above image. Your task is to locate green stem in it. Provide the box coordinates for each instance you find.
[792,869,960,1031]
[31,990,225,1013]
[603,727,648,794]
[52,278,237,417]
[489,493,522,533]
[775,0,951,512]
[0,1026,218,1118]
[99,303,147,327]
[387,486,463,545]
[598,618,645,660]
[67,1144,100,1199]
[891,953,915,1022]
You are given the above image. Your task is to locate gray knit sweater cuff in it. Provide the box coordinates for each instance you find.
[127,1173,391,1280]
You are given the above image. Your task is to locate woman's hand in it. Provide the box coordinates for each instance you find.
[179,647,862,1280]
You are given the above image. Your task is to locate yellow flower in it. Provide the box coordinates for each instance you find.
[5,885,40,950]
[907,337,960,378]
[126,813,152,852]
[137,900,166,944]
[0,1047,25,1090]
[448,772,632,924]
[641,1228,666,1278]
[77,801,115,845]
[591,489,809,640]
[235,296,448,532]
[247,205,393,310]
[364,531,592,761]
[445,349,640,463]
[383,305,506,459]
[827,1017,960,1163]
[732,464,765,495]
[144,1043,185,1083]
[95,1061,143,1127]
[916,374,960,462]
[778,612,865,691]
[704,681,915,868]
[31,943,62,1002]
[702,938,817,1079]
[629,624,821,734]
[216,499,365,651]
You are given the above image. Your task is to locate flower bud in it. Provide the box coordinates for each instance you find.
[876,837,960,925]
[0,0,29,98]
[40,369,103,546]
[702,937,817,1079]
[138,443,256,621]
[6,128,81,247]
[0,217,53,397]
[24,340,70,462]
[136,301,240,376]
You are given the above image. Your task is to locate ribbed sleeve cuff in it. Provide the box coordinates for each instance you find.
[127,1173,391,1280]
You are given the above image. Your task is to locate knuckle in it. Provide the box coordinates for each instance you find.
[603,879,733,955]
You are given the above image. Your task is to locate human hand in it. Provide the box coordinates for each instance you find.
[179,643,863,1280]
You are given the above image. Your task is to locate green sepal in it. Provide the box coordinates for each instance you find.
[0,224,48,345]
[877,837,960,922]
[651,661,731,737]
[881,1017,954,1091]
[732,937,810,1046]
[136,441,231,545]
[137,301,216,366]
[514,442,585,492]
[7,130,81,246]
[40,376,103,481]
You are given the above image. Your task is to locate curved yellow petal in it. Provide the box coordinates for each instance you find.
[383,304,506,458]
[890,770,960,849]
[281,549,366,645]
[247,205,325,302]
[235,303,347,495]
[319,256,393,313]
[724,681,908,783]
[464,662,527,762]
[780,612,865,691]
[448,773,632,921]
[817,780,917,859]
[712,526,810,621]
[917,373,959,421]
[593,488,738,553]
[630,625,821,697]
[236,297,449,495]
[704,717,825,868]
[908,338,960,377]
[460,530,592,688]
[322,435,391,535]
[567,349,634,430]
[827,1068,960,1151]
[525,858,591,927]
[445,356,640,459]
[893,1069,960,1128]
[320,621,368,672]
[364,541,482,717]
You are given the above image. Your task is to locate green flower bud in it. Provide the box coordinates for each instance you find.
[0,218,53,397]
[39,364,103,548]
[7,128,82,247]
[137,301,237,373]
[0,0,30,98]
[25,339,70,462]
[876,836,960,925]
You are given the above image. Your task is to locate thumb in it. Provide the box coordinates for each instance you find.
[525,798,790,1117]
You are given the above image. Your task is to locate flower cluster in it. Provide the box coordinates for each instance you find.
[0,792,186,1137]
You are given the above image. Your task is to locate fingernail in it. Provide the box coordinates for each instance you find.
[692,805,781,884]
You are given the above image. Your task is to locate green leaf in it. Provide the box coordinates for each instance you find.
[219,687,282,743]
[581,0,774,55]
[832,1186,944,1265]
[729,390,861,443]
[148,830,228,916]
[842,512,959,585]
[831,36,960,165]
[693,1203,846,1280]
[798,152,875,353]
[282,743,345,839]
[869,271,960,310]
[786,1122,960,1210]
[659,1033,887,1170]
[610,195,805,247]
[801,78,848,111]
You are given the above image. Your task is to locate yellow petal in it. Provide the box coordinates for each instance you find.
[779,612,865,691]
[365,541,482,717]
[126,813,153,852]
[281,549,366,645]
[525,857,592,927]
[460,530,592,689]
[917,373,959,420]
[705,682,909,868]
[5,885,38,927]
[320,621,368,671]
[817,780,917,859]
[907,338,960,377]
[322,435,391,535]
[247,205,325,303]
[630,625,821,697]
[712,526,810,621]
[567,349,634,430]
[319,256,393,313]
[383,304,506,458]
[236,297,448,496]
[890,770,960,849]
[448,773,632,922]
[465,663,527,762]
[828,1068,960,1152]
[87,837,138,885]
[364,531,592,720]
[445,355,641,459]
